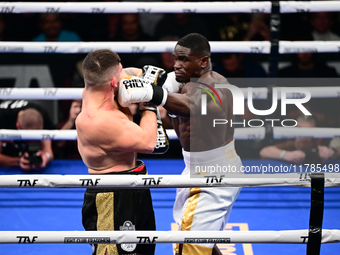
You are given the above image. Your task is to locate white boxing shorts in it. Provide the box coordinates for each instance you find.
[173,140,242,255]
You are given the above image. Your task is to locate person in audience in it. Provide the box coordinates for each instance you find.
[32,13,81,42]
[0,106,54,171]
[53,100,82,159]
[260,115,336,164]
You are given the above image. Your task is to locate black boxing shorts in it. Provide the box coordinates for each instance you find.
[82,160,156,255]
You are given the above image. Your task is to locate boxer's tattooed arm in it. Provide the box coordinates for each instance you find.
[123,68,141,76]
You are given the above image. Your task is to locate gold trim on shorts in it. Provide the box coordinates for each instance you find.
[96,192,119,255]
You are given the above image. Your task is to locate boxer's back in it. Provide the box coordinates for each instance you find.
[76,96,137,174]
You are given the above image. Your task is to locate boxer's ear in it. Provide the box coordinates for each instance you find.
[110,77,117,87]
[200,56,209,69]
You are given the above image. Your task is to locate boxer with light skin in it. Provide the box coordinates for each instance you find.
[77,49,169,255]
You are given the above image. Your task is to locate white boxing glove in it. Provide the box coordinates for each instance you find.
[162,71,184,93]
[118,76,168,107]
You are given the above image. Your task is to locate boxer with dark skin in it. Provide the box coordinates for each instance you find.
[164,44,234,152]
[161,33,241,255]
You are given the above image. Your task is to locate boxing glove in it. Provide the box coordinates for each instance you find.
[162,71,184,93]
[152,107,170,154]
[139,65,167,87]
[118,76,168,107]
[139,102,169,154]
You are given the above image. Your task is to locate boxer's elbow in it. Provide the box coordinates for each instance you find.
[139,140,156,154]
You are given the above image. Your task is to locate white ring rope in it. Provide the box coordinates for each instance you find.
[0,88,83,100]
[1,41,340,54]
[280,1,340,13]
[1,1,340,14]
[0,2,272,14]
[0,229,339,244]
[1,127,340,141]
[1,173,340,188]
[1,87,340,100]
[0,41,271,54]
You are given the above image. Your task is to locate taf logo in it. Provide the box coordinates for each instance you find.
[197,82,222,115]
[200,84,311,116]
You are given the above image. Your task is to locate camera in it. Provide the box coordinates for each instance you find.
[2,141,42,167]
[22,141,43,167]
[303,147,321,164]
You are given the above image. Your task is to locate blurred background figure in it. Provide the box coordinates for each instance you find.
[243,13,270,41]
[209,13,250,41]
[214,53,267,78]
[154,0,211,40]
[260,115,336,164]
[32,13,81,42]
[114,13,159,68]
[0,14,13,41]
[53,100,82,159]
[0,107,54,171]
[310,12,340,41]
[157,35,178,73]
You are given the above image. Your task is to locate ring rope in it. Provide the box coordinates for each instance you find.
[1,1,340,13]
[1,127,340,140]
[1,173,339,188]
[0,229,339,244]
[1,87,339,100]
[1,41,340,54]
[0,1,272,14]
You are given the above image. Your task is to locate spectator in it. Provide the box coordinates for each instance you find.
[278,51,338,78]
[114,13,159,68]
[243,13,270,41]
[157,35,178,73]
[0,100,55,130]
[208,13,250,41]
[277,32,339,126]
[328,138,340,159]
[259,115,336,164]
[53,100,82,159]
[70,58,85,88]
[310,12,340,41]
[159,49,175,73]
[32,13,81,42]
[214,53,267,78]
[0,14,13,41]
[154,1,211,40]
[0,107,54,171]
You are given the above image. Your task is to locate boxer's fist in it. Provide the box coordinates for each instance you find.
[139,102,157,114]
[162,71,184,93]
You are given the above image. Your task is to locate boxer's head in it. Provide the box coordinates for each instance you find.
[82,49,122,89]
[173,33,211,83]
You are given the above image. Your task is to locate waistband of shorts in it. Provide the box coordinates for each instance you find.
[85,160,148,193]
[103,160,146,175]
[182,140,236,165]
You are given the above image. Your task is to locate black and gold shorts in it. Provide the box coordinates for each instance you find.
[82,161,156,255]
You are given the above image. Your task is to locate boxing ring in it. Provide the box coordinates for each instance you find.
[1,1,340,255]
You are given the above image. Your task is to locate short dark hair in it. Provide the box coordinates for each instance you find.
[177,33,211,58]
[83,49,121,86]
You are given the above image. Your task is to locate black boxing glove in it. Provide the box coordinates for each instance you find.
[152,107,170,154]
